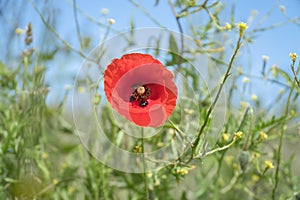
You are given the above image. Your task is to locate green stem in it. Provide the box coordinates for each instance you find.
[141,128,150,199]
[190,33,243,162]
[271,80,295,199]
[291,61,300,87]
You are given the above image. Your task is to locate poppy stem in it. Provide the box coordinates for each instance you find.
[141,128,150,199]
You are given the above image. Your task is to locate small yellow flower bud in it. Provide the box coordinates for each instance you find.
[108,18,115,25]
[225,23,232,30]
[68,186,75,194]
[237,22,248,36]
[252,174,260,182]
[259,131,268,142]
[64,84,72,91]
[60,162,68,169]
[15,28,24,35]
[240,101,249,108]
[290,109,295,116]
[52,178,59,185]
[243,77,249,83]
[289,53,297,62]
[154,179,161,186]
[77,86,85,94]
[271,65,278,78]
[279,89,284,95]
[224,155,234,165]
[237,67,243,75]
[234,131,243,140]
[188,0,196,7]
[177,168,189,175]
[42,152,48,159]
[222,133,230,142]
[147,172,153,178]
[133,145,142,153]
[262,55,269,61]
[254,152,261,158]
[101,8,109,15]
[279,5,286,13]
[156,142,165,147]
[184,108,194,115]
[264,160,274,169]
[251,94,258,101]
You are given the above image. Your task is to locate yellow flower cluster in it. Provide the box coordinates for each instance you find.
[15,28,24,35]
[222,133,230,142]
[52,178,59,185]
[259,131,268,142]
[234,131,243,140]
[225,22,232,30]
[237,22,248,36]
[133,145,142,153]
[264,160,274,169]
[289,53,298,62]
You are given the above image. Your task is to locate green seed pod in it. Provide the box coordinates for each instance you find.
[93,94,101,105]
[239,151,250,172]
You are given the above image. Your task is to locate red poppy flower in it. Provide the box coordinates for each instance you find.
[104,53,178,127]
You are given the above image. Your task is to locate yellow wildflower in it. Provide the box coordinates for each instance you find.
[279,89,284,95]
[237,67,243,75]
[252,174,260,182]
[133,145,142,153]
[224,155,234,165]
[243,77,249,83]
[184,108,194,115]
[42,152,49,159]
[77,86,85,93]
[234,131,243,140]
[177,168,189,175]
[101,8,109,15]
[15,28,24,35]
[222,133,230,142]
[237,22,248,36]
[264,160,274,169]
[262,55,269,61]
[289,53,297,62]
[108,18,115,25]
[279,5,286,13]
[259,131,268,142]
[52,178,59,185]
[64,84,72,91]
[225,23,232,30]
[240,101,249,108]
[68,186,75,194]
[251,94,258,101]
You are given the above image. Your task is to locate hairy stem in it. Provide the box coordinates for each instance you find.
[141,128,150,199]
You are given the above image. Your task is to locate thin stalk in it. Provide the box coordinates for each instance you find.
[291,62,300,87]
[73,0,83,49]
[141,128,150,199]
[190,33,243,161]
[271,80,295,199]
[168,0,184,71]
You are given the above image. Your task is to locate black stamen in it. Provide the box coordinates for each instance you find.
[129,96,135,102]
[129,84,151,107]
[139,100,148,107]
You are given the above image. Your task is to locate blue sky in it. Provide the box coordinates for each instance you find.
[2,0,300,105]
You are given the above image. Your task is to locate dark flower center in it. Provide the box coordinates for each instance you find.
[129,84,151,107]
